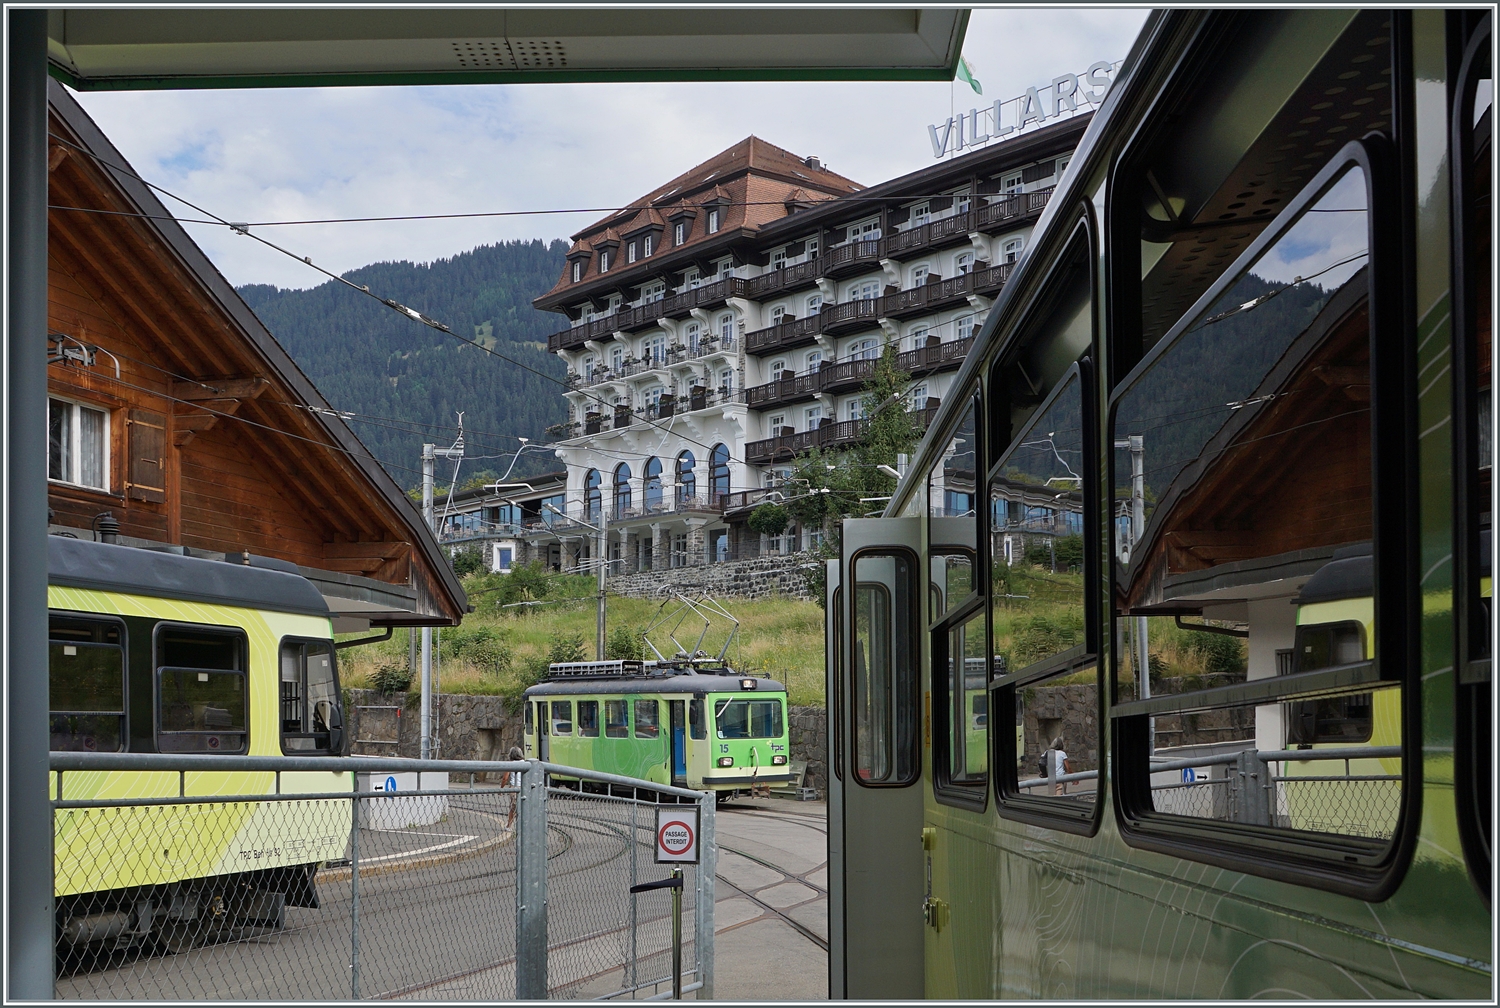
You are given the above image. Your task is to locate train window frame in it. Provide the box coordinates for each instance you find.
[551,700,574,735]
[927,391,982,624]
[277,636,344,756]
[634,698,660,739]
[48,611,128,754]
[578,699,600,738]
[152,621,249,755]
[848,546,921,788]
[1106,137,1419,900]
[930,596,989,811]
[605,699,629,738]
[1450,9,1492,903]
[973,208,1104,833]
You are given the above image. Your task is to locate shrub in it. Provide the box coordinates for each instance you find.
[606,624,646,661]
[1186,631,1246,676]
[370,661,413,694]
[747,502,790,537]
[449,547,485,577]
[1011,613,1084,667]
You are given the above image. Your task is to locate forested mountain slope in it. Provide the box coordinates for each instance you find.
[238,239,570,487]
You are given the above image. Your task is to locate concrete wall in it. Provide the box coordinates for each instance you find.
[608,551,815,600]
[788,705,828,792]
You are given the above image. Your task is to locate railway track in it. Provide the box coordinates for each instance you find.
[713,803,830,954]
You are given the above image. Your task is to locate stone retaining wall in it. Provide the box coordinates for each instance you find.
[608,552,815,600]
[788,705,828,792]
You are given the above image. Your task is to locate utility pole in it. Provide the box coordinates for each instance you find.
[597,501,609,660]
[420,438,464,760]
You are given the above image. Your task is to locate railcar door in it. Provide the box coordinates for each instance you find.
[537,700,550,762]
[829,517,924,999]
[669,700,687,785]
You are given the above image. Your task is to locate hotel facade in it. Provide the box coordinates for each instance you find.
[520,116,1090,575]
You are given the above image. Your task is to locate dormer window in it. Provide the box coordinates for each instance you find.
[599,250,611,273]
[628,241,638,263]
[643,235,654,257]
[674,222,686,245]
[572,261,582,283]
[707,209,721,233]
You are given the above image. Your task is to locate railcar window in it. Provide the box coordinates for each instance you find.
[634,699,659,739]
[279,640,341,754]
[605,700,629,737]
[578,700,600,737]
[49,616,125,753]
[551,700,573,735]
[853,552,918,786]
[715,698,784,739]
[689,698,706,740]
[929,397,980,621]
[155,627,247,754]
[525,701,534,735]
[1110,159,1400,855]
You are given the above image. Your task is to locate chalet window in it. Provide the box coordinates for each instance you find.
[953,190,972,214]
[850,280,880,302]
[807,294,823,314]
[956,252,975,274]
[674,222,686,245]
[643,235,654,257]
[910,265,929,288]
[771,248,788,269]
[48,397,108,491]
[572,261,582,283]
[1003,237,1024,264]
[847,398,865,421]
[628,241,638,263]
[770,305,786,326]
[1001,172,1023,194]
[708,209,721,233]
[908,324,930,349]
[910,203,931,228]
[599,250,610,273]
[847,218,880,243]
[805,349,823,371]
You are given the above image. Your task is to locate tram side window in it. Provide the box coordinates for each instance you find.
[525,702,534,735]
[689,698,706,740]
[929,397,980,621]
[715,698,784,739]
[551,700,573,735]
[853,552,918,786]
[155,626,247,754]
[605,700,630,738]
[1110,158,1401,861]
[634,699,660,739]
[578,700,600,737]
[279,640,341,754]
[49,615,126,753]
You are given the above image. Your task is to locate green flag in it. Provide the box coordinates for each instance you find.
[957,57,982,95]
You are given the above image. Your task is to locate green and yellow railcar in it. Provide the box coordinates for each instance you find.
[48,536,350,951]
[522,660,791,799]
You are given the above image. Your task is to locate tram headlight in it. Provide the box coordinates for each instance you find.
[739,678,757,690]
[771,754,787,766]
[717,756,734,768]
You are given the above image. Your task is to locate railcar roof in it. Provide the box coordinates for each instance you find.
[48,535,329,617]
[524,673,787,698]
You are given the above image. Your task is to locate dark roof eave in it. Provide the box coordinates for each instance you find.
[47,81,469,622]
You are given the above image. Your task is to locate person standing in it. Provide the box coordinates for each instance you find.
[506,746,525,829]
[1047,736,1072,795]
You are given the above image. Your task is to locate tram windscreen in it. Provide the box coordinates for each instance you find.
[714,699,784,739]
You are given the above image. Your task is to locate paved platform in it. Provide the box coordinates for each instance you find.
[711,795,828,1001]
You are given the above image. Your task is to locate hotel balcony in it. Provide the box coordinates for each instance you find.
[744,403,942,465]
[883,209,978,261]
[743,336,975,411]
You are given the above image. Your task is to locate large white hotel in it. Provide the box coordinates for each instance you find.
[514,115,1089,574]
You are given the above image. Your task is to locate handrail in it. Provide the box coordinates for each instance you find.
[1014,744,1405,790]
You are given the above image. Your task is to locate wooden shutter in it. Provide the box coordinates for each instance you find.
[125,409,166,503]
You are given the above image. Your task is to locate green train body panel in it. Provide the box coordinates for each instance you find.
[522,670,791,791]
[49,585,351,898]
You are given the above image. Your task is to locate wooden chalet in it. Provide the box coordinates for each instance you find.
[43,81,467,630]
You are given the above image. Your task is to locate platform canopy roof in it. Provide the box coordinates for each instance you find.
[47,6,970,91]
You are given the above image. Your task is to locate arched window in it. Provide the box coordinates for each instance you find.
[613,463,632,518]
[584,469,601,522]
[709,444,730,502]
[718,313,735,342]
[677,451,697,505]
[644,457,663,512]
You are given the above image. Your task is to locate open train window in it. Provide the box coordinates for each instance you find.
[154,624,248,754]
[279,639,343,755]
[851,550,919,786]
[1108,134,1412,898]
[1452,11,1492,901]
[931,601,988,809]
[48,614,126,753]
[984,221,1101,833]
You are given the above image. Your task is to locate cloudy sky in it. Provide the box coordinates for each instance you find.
[71,7,1151,290]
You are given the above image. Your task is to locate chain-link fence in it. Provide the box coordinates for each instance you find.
[49,754,714,1001]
